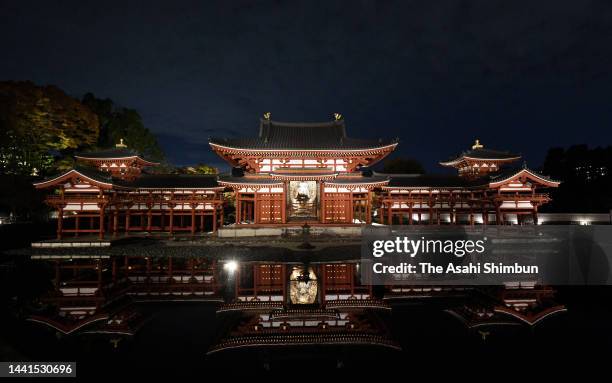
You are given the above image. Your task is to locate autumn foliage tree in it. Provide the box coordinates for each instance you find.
[176,164,218,174]
[0,81,99,175]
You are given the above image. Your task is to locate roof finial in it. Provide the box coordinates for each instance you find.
[263,112,271,120]
[116,138,127,148]
[333,112,343,121]
[472,139,483,150]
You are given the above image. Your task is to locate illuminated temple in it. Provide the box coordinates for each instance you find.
[21,114,565,361]
[34,113,559,239]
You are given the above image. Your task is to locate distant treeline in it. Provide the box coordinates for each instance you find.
[541,145,612,213]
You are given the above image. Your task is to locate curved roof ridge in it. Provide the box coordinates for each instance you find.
[75,147,158,164]
[265,119,342,128]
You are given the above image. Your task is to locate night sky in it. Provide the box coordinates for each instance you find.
[2,0,612,172]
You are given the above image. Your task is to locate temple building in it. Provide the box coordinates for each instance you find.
[211,113,396,225]
[33,113,560,239]
[74,139,159,180]
[439,139,521,178]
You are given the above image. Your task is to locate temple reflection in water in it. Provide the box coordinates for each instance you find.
[16,234,565,363]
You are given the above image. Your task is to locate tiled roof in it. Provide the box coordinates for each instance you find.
[488,167,559,184]
[117,174,220,189]
[76,148,141,158]
[37,167,220,189]
[384,167,559,189]
[54,165,113,183]
[384,173,476,188]
[73,165,114,183]
[217,174,283,185]
[441,148,521,164]
[210,119,397,150]
[327,175,389,184]
[33,165,114,188]
[75,147,158,165]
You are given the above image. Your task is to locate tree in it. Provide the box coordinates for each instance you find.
[0,81,99,176]
[541,145,612,212]
[176,164,218,174]
[382,157,425,174]
[82,93,165,163]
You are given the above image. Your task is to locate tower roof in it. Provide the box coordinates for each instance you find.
[75,139,158,166]
[440,140,520,167]
[209,118,397,151]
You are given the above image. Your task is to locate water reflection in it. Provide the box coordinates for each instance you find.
[14,254,568,353]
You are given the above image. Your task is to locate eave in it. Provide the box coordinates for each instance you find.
[488,168,560,188]
[209,142,398,156]
[33,169,114,190]
[75,155,159,167]
[439,155,522,167]
[325,180,389,189]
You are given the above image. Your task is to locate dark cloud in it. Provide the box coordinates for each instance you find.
[2,0,612,171]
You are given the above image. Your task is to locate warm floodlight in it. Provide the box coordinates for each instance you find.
[224,260,238,273]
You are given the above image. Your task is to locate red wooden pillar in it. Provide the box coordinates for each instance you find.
[212,208,217,232]
[147,207,152,233]
[160,208,165,231]
[347,192,353,224]
[236,192,241,224]
[113,210,118,236]
[74,214,80,237]
[169,205,174,234]
[428,193,434,225]
[496,204,502,225]
[253,192,259,224]
[56,206,64,240]
[408,202,413,225]
[190,204,196,235]
[99,206,105,240]
[125,209,130,234]
[365,190,371,224]
[319,183,325,223]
